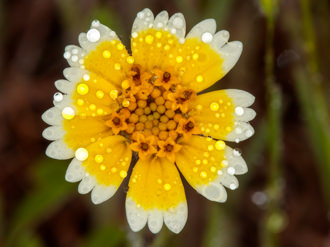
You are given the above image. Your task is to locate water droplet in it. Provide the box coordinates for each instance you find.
[229,183,237,190]
[215,140,225,150]
[94,154,104,163]
[75,148,88,161]
[62,107,75,120]
[196,75,203,82]
[53,92,63,102]
[235,106,244,116]
[164,183,171,191]
[63,52,71,59]
[200,171,207,178]
[102,50,111,58]
[227,167,235,175]
[245,129,253,137]
[145,35,154,44]
[210,102,219,111]
[77,83,89,95]
[137,12,144,19]
[120,170,127,178]
[87,28,100,42]
[201,32,213,43]
[176,56,183,63]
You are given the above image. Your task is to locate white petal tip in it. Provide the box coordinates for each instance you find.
[45,140,74,160]
[126,197,148,232]
[164,203,187,234]
[91,185,117,204]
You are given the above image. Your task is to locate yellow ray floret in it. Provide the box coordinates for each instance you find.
[190,90,235,140]
[84,40,133,87]
[176,136,227,187]
[78,135,132,186]
[127,157,186,210]
[131,29,224,92]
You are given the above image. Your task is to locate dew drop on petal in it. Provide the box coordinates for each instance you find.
[120,170,127,178]
[87,28,101,42]
[75,148,88,161]
[215,140,225,150]
[62,107,75,120]
[163,183,171,191]
[201,32,213,43]
[53,92,63,102]
[227,167,236,175]
[235,106,244,116]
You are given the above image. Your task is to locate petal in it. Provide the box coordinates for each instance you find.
[71,135,132,203]
[42,126,65,141]
[62,67,119,118]
[65,21,131,87]
[131,11,242,92]
[65,158,85,182]
[45,140,74,160]
[176,136,247,202]
[126,157,187,233]
[42,107,62,125]
[190,89,255,142]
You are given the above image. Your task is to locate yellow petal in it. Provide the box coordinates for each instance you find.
[126,157,187,233]
[83,39,132,86]
[63,116,111,149]
[176,136,247,202]
[190,90,255,142]
[77,135,131,187]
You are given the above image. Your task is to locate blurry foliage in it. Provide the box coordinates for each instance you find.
[0,0,329,246]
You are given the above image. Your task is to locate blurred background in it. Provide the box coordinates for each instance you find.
[1,0,330,246]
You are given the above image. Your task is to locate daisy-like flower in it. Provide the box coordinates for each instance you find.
[42,9,256,234]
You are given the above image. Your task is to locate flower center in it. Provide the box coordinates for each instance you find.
[105,65,200,159]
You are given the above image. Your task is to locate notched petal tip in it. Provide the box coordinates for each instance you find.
[65,158,85,183]
[78,175,97,194]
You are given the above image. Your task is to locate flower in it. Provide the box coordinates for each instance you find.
[42,8,256,234]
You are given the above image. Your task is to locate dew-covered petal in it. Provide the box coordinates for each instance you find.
[65,158,85,182]
[132,8,154,34]
[153,11,169,29]
[176,136,248,202]
[91,184,117,204]
[167,13,186,40]
[191,90,255,142]
[78,175,97,194]
[126,157,187,234]
[186,19,216,41]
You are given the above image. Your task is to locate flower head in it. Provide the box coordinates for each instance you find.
[42,9,256,234]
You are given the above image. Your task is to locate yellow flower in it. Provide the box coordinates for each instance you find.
[42,9,256,234]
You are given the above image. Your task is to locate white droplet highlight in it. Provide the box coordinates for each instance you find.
[87,28,101,42]
[235,106,244,116]
[75,148,88,161]
[202,32,213,43]
[53,92,63,102]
